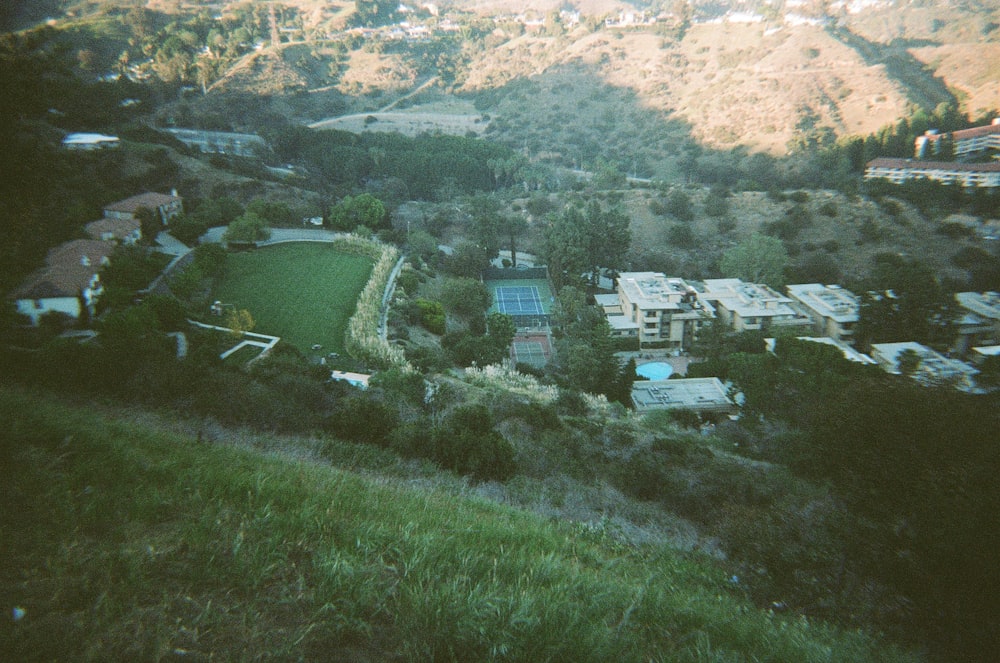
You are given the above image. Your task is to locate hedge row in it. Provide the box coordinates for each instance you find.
[337,236,411,370]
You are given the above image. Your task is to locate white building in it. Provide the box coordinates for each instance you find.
[700,279,813,333]
[11,239,114,325]
[914,118,1000,159]
[786,283,860,341]
[954,291,1000,353]
[870,341,979,391]
[865,158,1000,188]
[632,377,735,414]
[599,272,714,349]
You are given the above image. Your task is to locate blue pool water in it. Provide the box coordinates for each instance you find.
[635,362,673,381]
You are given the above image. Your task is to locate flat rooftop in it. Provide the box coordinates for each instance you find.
[956,292,1000,321]
[786,283,859,323]
[702,279,804,319]
[871,342,979,380]
[617,272,697,310]
[766,336,876,364]
[632,377,734,413]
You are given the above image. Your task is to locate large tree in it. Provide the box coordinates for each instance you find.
[328,194,389,232]
[550,286,622,398]
[719,233,789,289]
[223,212,271,244]
[855,254,954,349]
[541,200,631,289]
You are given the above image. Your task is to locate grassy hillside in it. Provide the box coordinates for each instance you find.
[0,385,916,661]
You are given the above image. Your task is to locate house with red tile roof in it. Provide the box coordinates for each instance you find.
[103,191,183,225]
[10,239,115,326]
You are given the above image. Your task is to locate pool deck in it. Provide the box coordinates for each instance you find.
[615,350,698,377]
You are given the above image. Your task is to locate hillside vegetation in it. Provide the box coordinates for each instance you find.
[0,386,913,661]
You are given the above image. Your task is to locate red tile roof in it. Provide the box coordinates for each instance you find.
[104,192,181,214]
[11,240,115,299]
[85,217,141,240]
[951,123,1000,141]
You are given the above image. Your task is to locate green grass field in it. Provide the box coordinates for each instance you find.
[211,244,373,353]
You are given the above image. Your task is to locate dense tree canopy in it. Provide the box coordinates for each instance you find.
[541,200,631,290]
[719,233,789,289]
[855,254,954,349]
[329,194,389,232]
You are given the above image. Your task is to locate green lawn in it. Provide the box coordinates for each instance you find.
[212,243,373,353]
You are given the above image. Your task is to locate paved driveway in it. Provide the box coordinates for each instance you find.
[199,227,347,245]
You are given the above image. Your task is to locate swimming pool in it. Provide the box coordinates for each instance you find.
[635,361,673,381]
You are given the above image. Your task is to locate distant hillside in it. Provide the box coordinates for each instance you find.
[14,1,999,167]
[0,386,915,661]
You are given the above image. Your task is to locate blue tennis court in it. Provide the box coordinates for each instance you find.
[494,286,545,316]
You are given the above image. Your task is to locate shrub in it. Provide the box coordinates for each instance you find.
[938,222,974,239]
[168,213,208,246]
[667,223,697,248]
[323,394,399,446]
[704,192,730,217]
[415,299,446,335]
[665,189,694,221]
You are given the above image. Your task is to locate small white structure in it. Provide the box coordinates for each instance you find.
[61,133,120,150]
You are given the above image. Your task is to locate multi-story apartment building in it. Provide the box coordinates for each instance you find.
[700,279,813,333]
[954,291,1000,352]
[914,118,1000,159]
[598,272,714,349]
[864,158,1000,188]
[786,283,860,342]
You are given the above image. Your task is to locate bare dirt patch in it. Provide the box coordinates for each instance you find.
[309,110,488,136]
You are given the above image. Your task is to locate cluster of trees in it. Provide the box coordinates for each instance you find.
[853,254,955,350]
[539,199,631,290]
[686,319,1000,661]
[548,286,634,405]
[266,127,522,199]
[328,193,389,232]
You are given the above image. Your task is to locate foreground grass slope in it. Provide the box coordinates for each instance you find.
[0,387,915,662]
